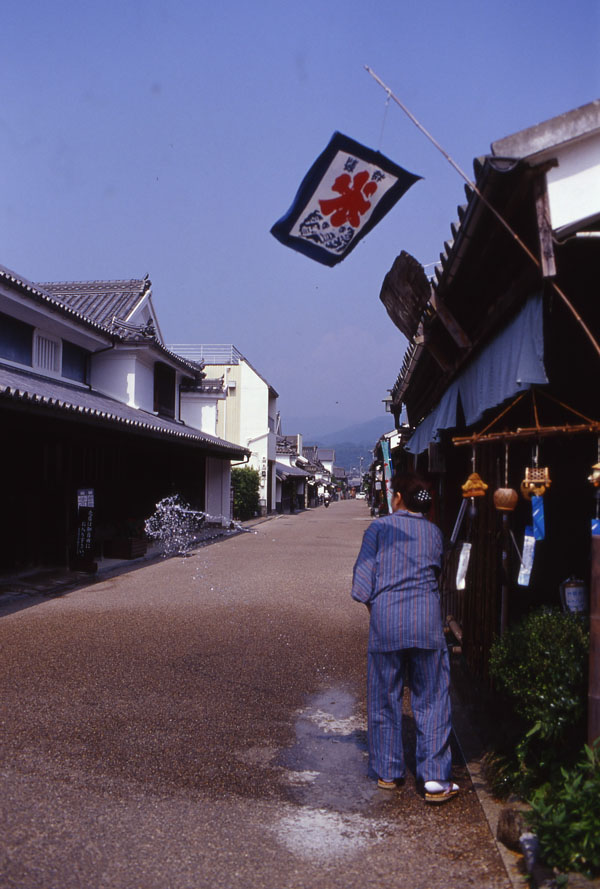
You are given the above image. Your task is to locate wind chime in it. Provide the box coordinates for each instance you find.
[452,447,488,590]
[450,389,600,603]
[589,436,600,536]
[493,443,519,513]
[493,444,518,632]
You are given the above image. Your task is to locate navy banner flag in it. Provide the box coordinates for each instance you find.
[271,132,421,266]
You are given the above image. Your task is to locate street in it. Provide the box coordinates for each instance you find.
[0,500,511,889]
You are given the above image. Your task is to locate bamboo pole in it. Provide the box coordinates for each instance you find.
[452,423,600,446]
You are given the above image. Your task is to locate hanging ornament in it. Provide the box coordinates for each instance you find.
[494,443,518,511]
[520,467,552,499]
[455,450,485,589]
[588,462,600,488]
[462,472,488,497]
[520,444,551,499]
[494,488,519,511]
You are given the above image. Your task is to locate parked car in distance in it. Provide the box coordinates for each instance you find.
[355,491,366,500]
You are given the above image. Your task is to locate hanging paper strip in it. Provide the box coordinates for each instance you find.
[271,132,421,266]
[518,526,536,586]
[531,495,545,541]
[456,542,472,590]
[380,438,394,514]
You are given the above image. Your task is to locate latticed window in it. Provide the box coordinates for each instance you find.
[34,332,60,373]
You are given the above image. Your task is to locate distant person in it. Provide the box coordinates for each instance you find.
[351,471,458,805]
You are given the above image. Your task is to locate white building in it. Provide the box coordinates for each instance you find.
[169,345,279,514]
[0,269,248,571]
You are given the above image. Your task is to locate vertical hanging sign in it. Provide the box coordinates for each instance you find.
[380,439,394,514]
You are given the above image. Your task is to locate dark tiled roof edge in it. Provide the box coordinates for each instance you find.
[0,264,114,337]
[0,369,249,457]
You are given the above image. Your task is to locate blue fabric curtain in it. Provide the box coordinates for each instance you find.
[405,293,547,454]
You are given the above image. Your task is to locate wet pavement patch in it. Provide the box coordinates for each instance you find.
[277,686,396,814]
[272,686,398,860]
[269,805,394,862]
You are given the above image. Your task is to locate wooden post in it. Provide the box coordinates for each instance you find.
[589,534,600,745]
[533,173,557,278]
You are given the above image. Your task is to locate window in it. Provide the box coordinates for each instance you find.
[62,340,90,383]
[154,361,176,418]
[0,311,33,365]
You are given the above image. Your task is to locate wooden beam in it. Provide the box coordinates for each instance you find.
[453,422,600,446]
[533,173,557,278]
[429,292,472,349]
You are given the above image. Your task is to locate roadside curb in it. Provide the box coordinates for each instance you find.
[450,683,525,889]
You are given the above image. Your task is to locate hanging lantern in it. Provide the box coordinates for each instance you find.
[520,466,552,499]
[461,472,488,498]
[493,487,519,511]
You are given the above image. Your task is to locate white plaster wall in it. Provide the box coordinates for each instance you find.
[180,393,219,434]
[238,361,272,505]
[547,135,600,231]
[134,358,155,412]
[205,457,232,523]
[91,353,138,405]
[201,403,217,434]
[239,361,268,447]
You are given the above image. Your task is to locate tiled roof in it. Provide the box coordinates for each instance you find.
[316,448,335,461]
[276,435,297,455]
[0,363,249,458]
[275,461,311,480]
[37,277,152,329]
[0,263,115,337]
[201,378,225,393]
[0,264,201,375]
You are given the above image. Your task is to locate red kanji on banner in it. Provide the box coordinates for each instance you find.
[319,170,378,228]
[271,132,421,266]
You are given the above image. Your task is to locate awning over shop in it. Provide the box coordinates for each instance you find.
[405,293,548,454]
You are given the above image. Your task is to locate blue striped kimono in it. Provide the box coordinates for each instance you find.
[351,510,452,785]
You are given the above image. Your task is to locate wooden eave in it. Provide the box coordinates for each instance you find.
[401,159,545,425]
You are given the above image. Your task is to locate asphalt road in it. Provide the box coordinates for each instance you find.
[0,500,511,889]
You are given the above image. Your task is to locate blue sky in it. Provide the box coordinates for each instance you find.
[2,0,599,431]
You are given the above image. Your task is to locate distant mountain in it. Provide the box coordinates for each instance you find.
[314,416,393,447]
[282,415,395,472]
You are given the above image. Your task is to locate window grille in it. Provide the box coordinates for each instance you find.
[34,333,60,373]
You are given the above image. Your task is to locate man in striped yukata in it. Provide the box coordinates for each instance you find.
[351,472,459,805]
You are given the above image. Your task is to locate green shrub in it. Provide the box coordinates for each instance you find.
[231,466,260,521]
[527,740,600,878]
[488,608,589,796]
